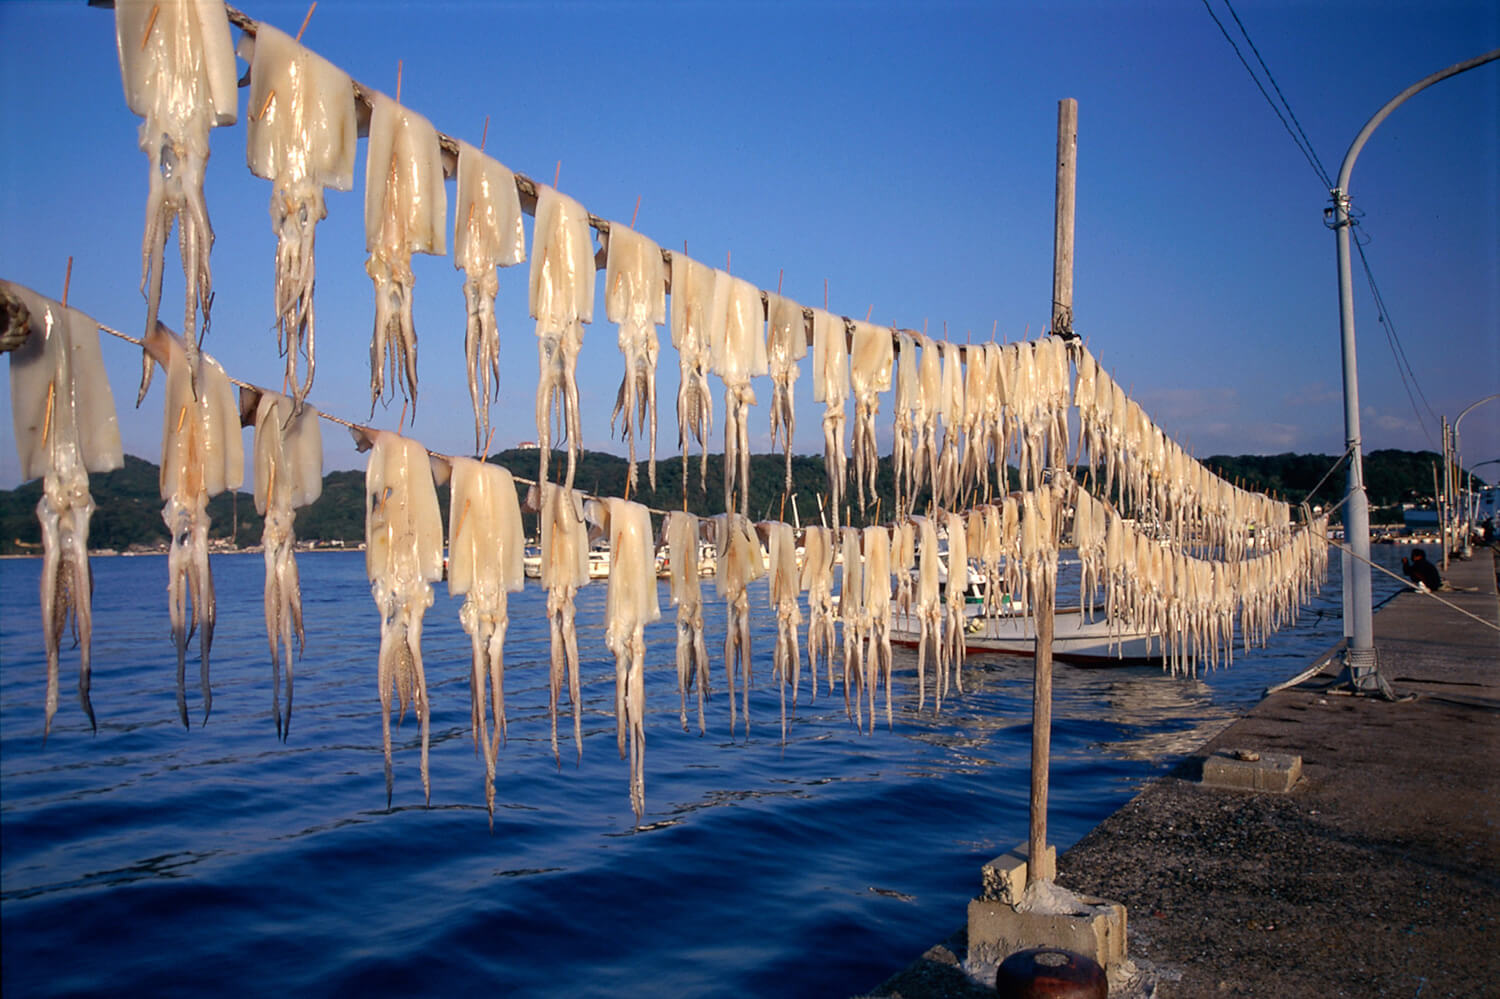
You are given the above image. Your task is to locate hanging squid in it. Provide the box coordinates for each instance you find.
[664,511,710,733]
[934,341,965,510]
[362,429,443,806]
[849,320,893,514]
[760,520,803,742]
[912,334,941,507]
[765,292,808,493]
[838,525,867,727]
[716,512,766,736]
[5,283,123,737]
[863,524,894,731]
[447,457,524,823]
[243,21,357,413]
[893,333,919,518]
[911,515,943,711]
[961,341,991,504]
[529,482,591,762]
[604,224,665,491]
[588,498,660,822]
[800,524,837,699]
[811,308,849,528]
[891,518,917,634]
[363,92,447,415]
[670,252,715,490]
[941,509,969,705]
[710,271,768,518]
[529,185,595,489]
[113,0,237,403]
[249,389,322,742]
[984,342,1010,499]
[153,323,242,729]
[453,142,525,454]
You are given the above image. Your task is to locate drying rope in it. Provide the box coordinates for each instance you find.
[1312,527,1500,634]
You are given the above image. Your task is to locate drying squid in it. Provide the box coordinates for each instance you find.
[863,524,894,731]
[891,518,916,632]
[604,224,665,491]
[363,430,443,805]
[760,520,803,742]
[848,320,893,513]
[243,21,357,412]
[5,283,123,736]
[765,293,808,493]
[588,499,660,821]
[529,185,595,489]
[530,482,591,761]
[710,271,768,517]
[1071,342,1098,481]
[838,526,867,727]
[664,511,709,733]
[811,309,849,527]
[800,525,837,699]
[893,334,919,517]
[250,389,322,742]
[364,92,446,414]
[961,341,991,502]
[912,515,943,711]
[114,0,237,403]
[934,341,964,509]
[716,513,766,736]
[941,510,969,704]
[984,343,1010,498]
[154,323,241,729]
[447,457,524,822]
[670,252,715,490]
[912,334,941,507]
[453,142,525,453]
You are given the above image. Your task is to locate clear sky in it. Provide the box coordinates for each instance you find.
[1,0,1496,491]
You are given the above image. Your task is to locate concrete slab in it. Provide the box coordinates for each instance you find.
[966,893,1127,975]
[1201,747,1302,792]
[980,843,1057,904]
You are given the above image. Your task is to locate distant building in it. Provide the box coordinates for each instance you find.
[516,441,539,450]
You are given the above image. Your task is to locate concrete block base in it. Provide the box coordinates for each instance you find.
[980,843,1057,904]
[967,892,1127,974]
[1202,748,1302,792]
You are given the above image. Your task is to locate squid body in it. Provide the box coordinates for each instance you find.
[364,92,446,414]
[664,511,709,733]
[364,431,443,805]
[155,324,242,729]
[811,309,848,528]
[716,513,765,736]
[244,21,357,411]
[765,293,807,493]
[453,142,525,453]
[604,225,665,491]
[250,389,322,741]
[532,482,590,761]
[800,525,837,698]
[670,253,715,490]
[761,520,803,741]
[710,271,767,517]
[848,320,893,514]
[529,185,596,489]
[114,0,237,402]
[447,457,524,823]
[5,282,123,736]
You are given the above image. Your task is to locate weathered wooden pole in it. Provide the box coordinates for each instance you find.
[1028,97,1076,888]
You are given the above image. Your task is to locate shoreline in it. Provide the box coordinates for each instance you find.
[866,546,1500,997]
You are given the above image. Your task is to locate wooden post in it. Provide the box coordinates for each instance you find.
[1028,98,1076,889]
[1051,99,1078,339]
[1440,418,1451,569]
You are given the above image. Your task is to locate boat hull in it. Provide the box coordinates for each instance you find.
[889,608,1162,667]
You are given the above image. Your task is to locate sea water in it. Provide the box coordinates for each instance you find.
[0,546,1407,997]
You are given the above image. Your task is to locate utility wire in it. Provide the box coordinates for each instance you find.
[1351,233,1440,447]
[1221,0,1333,189]
[1199,0,1331,190]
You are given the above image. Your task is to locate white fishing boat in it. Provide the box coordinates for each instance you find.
[888,603,1159,666]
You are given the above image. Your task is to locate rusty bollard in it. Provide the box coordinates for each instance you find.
[994,947,1106,999]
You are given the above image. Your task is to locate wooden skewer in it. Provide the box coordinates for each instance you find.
[865,305,873,321]
[141,4,159,51]
[42,381,55,447]
[398,397,408,431]
[268,453,278,504]
[823,279,828,310]
[62,257,72,308]
[257,89,277,122]
[480,115,489,152]
[482,424,495,459]
[776,269,783,295]
[395,59,403,103]
[631,195,641,228]
[295,1,317,42]
[453,498,473,545]
[177,404,189,434]
[553,160,561,188]
[726,250,731,273]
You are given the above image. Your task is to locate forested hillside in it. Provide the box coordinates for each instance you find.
[0,448,1469,555]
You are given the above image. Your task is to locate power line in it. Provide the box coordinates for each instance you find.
[1199,0,1331,190]
[1351,230,1440,447]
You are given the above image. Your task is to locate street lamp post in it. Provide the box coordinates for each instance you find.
[1452,394,1499,558]
[1329,47,1499,693]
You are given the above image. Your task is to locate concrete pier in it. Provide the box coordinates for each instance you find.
[865,547,1499,997]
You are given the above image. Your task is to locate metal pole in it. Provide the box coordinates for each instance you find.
[1329,47,1499,691]
[1442,418,1452,569]
[1453,394,1499,557]
[1028,98,1076,889]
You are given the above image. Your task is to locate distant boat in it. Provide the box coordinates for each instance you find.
[889,603,1158,667]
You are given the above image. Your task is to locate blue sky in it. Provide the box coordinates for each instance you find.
[1,0,1496,490]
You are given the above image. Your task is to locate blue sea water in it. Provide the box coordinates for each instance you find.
[1,546,1407,997]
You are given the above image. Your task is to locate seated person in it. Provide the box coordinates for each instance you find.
[1401,547,1442,591]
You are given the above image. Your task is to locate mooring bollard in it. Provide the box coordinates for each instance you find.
[994,946,1106,999]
